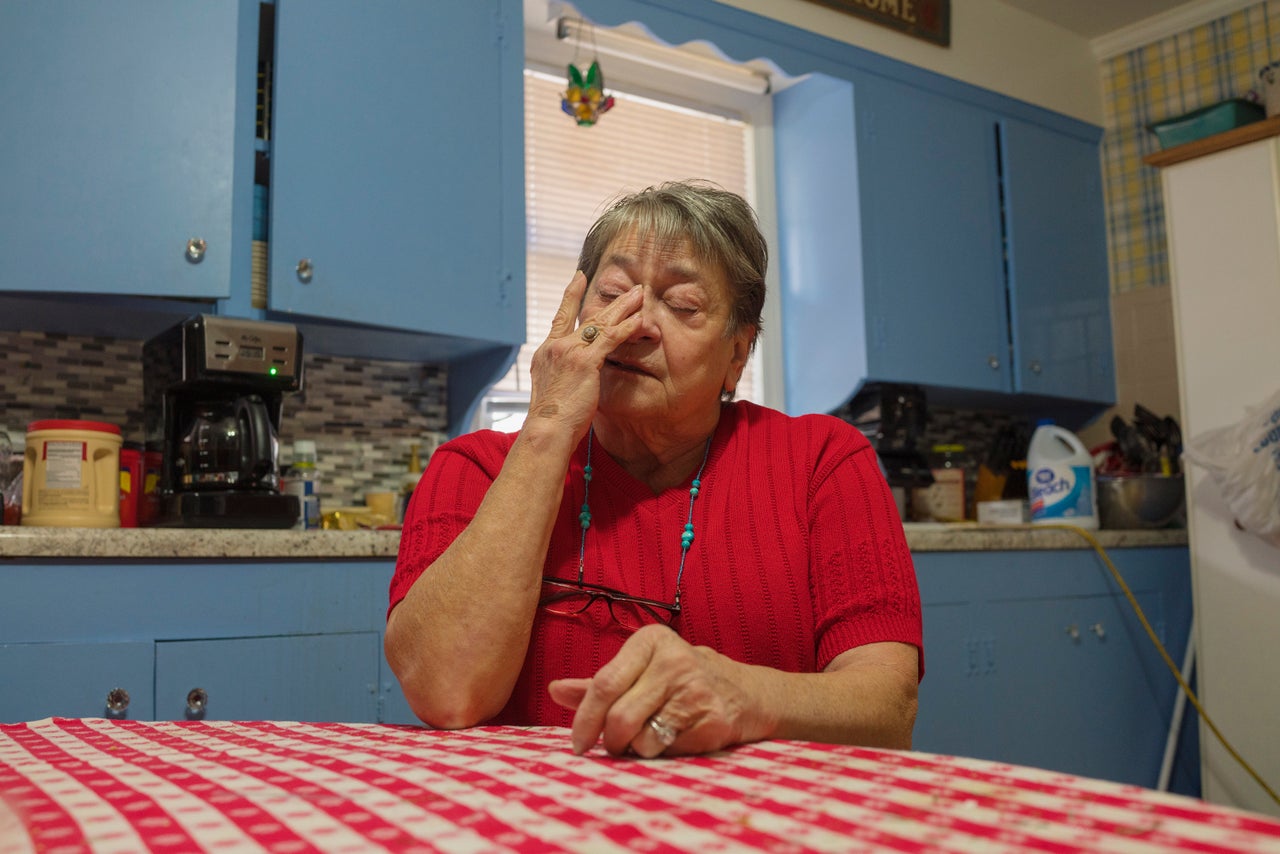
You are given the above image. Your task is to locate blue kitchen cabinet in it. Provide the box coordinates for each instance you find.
[912,546,1199,796]
[1002,118,1114,402]
[0,0,255,300]
[154,634,381,723]
[855,75,1010,395]
[0,561,410,725]
[775,72,1114,416]
[264,0,524,348]
[0,641,156,722]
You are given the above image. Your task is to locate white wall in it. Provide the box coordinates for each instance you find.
[717,0,1105,124]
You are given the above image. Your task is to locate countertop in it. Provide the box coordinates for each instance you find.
[0,524,1187,560]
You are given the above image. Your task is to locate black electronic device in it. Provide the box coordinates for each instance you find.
[842,383,934,490]
[142,315,303,528]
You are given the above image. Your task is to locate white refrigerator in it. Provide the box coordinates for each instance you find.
[1158,128,1280,817]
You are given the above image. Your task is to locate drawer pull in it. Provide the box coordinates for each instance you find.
[105,687,131,717]
[185,687,209,719]
[185,237,207,263]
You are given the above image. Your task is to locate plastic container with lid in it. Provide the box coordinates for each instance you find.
[21,419,122,528]
[1027,420,1098,529]
[912,443,975,522]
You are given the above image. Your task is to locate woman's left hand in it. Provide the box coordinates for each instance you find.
[547,625,771,757]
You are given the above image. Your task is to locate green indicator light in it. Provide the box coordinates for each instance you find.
[269,366,278,376]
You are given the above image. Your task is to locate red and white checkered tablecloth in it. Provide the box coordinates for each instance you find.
[2,718,1279,853]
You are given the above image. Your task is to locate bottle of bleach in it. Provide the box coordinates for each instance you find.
[1026,420,1098,529]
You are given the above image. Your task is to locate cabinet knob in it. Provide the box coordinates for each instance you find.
[185,687,209,719]
[185,238,207,263]
[104,687,131,718]
[1030,360,1043,374]
[1090,622,1106,639]
[987,355,1000,370]
[296,258,314,283]
[1065,623,1080,641]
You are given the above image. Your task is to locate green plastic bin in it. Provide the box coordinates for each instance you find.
[1147,99,1266,149]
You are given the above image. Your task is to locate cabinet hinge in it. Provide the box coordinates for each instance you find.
[493,2,506,46]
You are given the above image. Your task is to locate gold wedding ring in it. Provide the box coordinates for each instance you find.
[648,715,678,747]
[580,325,600,343]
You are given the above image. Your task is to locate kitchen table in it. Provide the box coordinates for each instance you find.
[2,719,1278,853]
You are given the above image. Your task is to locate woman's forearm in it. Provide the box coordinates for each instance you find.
[385,424,577,727]
[738,642,919,749]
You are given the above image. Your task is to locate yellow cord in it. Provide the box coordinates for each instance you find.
[1042,523,1280,808]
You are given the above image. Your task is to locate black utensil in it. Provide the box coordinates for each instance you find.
[1111,415,1148,472]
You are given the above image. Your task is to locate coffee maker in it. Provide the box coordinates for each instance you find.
[142,315,303,527]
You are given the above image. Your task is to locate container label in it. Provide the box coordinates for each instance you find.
[1029,464,1094,521]
[41,441,86,489]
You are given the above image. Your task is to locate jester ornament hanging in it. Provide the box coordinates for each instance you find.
[561,60,615,126]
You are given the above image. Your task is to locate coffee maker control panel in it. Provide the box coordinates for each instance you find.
[199,315,301,381]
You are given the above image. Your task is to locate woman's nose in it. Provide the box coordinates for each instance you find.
[628,287,661,340]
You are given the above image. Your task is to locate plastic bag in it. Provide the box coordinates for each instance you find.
[1182,386,1280,542]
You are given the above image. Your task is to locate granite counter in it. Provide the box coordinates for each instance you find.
[0,524,1186,560]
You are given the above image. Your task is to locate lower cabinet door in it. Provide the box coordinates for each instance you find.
[0,641,155,723]
[155,633,380,723]
[977,592,1168,786]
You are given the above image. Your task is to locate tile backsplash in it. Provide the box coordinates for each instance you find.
[0,330,448,508]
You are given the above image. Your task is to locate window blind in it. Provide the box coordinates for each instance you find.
[493,69,756,403]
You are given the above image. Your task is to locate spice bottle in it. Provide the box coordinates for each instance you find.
[396,442,422,523]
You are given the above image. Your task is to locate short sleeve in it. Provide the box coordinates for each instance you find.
[806,432,923,677]
[387,433,510,617]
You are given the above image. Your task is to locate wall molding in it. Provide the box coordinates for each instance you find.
[1091,0,1261,60]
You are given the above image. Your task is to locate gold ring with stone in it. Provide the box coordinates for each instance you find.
[580,325,600,343]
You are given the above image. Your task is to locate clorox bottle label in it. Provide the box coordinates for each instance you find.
[1026,422,1099,529]
[1029,464,1094,520]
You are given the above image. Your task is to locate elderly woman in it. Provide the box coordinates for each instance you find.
[386,180,921,758]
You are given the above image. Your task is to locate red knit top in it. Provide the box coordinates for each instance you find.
[389,401,922,726]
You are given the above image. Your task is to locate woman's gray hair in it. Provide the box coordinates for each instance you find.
[577,180,767,347]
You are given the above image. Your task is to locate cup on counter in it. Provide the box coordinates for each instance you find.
[365,491,396,522]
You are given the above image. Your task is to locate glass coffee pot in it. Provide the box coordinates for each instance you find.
[175,395,279,491]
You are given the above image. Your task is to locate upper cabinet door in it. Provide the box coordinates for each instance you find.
[1001,119,1115,404]
[0,0,253,298]
[268,0,524,345]
[856,77,1009,393]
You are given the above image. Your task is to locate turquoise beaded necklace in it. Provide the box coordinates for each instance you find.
[577,427,713,609]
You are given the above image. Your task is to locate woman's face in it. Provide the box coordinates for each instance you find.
[580,228,753,427]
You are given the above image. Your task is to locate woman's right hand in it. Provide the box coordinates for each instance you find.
[525,271,642,442]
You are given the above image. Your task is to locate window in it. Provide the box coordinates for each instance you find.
[476,19,778,432]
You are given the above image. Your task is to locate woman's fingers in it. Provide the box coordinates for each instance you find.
[547,677,590,710]
[548,271,589,339]
[559,627,751,759]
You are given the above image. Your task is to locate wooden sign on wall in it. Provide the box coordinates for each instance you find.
[801,0,950,47]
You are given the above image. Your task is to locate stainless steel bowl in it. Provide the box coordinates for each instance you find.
[1097,474,1186,529]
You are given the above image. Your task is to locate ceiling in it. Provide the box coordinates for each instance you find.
[995,0,1200,40]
